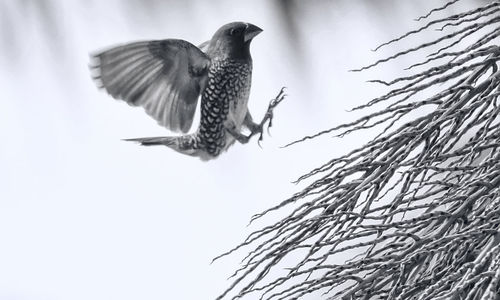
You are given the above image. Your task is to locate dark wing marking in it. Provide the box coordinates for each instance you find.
[90,39,210,133]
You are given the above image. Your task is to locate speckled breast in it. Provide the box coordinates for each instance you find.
[197,59,252,157]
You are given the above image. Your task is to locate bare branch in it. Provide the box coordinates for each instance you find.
[217,2,500,300]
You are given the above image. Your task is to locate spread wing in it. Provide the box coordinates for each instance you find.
[90,39,211,133]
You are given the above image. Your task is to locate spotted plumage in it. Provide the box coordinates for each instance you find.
[90,22,284,160]
[197,60,252,157]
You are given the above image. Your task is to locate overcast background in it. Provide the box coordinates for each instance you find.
[0,1,485,299]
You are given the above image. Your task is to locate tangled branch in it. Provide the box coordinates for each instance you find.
[217,1,500,299]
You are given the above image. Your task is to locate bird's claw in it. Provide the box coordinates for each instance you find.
[257,133,264,148]
[259,87,286,142]
[269,87,287,109]
[262,110,274,134]
[251,87,286,147]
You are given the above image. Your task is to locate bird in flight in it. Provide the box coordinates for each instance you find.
[90,22,286,160]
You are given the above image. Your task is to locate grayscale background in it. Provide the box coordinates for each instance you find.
[0,1,484,299]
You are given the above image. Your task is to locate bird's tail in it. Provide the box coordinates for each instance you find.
[123,134,201,157]
[123,136,177,146]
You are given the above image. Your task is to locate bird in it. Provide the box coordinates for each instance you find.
[89,22,286,161]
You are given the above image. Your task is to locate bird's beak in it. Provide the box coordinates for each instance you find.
[244,23,263,43]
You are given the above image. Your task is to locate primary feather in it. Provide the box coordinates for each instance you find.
[90,39,210,133]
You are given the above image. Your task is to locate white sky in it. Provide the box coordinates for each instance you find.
[0,0,483,299]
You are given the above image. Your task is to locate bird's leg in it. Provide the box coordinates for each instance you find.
[243,113,261,134]
[225,122,251,144]
[244,87,287,146]
[226,87,286,146]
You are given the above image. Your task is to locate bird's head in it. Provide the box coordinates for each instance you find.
[208,22,263,60]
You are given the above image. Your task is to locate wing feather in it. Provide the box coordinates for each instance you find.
[90,39,210,133]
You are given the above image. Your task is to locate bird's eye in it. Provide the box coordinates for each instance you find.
[230,28,242,36]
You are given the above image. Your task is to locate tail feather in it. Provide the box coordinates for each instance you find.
[123,136,176,146]
[123,134,205,159]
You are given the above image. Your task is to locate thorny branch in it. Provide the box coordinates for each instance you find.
[217,1,500,300]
